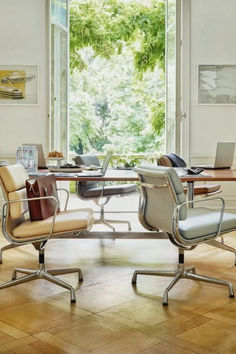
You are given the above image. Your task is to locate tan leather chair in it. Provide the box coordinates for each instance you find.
[157,155,221,196]
[0,164,94,302]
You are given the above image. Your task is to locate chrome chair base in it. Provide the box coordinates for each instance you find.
[94,218,131,232]
[0,247,83,303]
[132,250,234,306]
[94,204,132,232]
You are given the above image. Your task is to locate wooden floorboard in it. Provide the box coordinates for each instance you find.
[0,226,236,353]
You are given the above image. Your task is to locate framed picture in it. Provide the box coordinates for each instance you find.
[0,65,38,105]
[198,64,236,104]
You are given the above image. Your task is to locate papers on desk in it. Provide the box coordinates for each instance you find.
[53,172,78,177]
[176,168,210,177]
[28,171,78,178]
[28,171,49,177]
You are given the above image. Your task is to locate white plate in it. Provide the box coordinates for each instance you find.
[46,157,64,160]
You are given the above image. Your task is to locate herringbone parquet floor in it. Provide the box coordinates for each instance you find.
[0,195,236,353]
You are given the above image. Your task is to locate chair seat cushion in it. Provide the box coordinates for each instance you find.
[82,184,137,198]
[13,208,93,238]
[183,184,221,195]
[179,207,236,242]
[193,184,221,195]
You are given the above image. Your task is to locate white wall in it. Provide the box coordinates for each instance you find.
[0,0,49,160]
[189,0,236,160]
[189,0,236,208]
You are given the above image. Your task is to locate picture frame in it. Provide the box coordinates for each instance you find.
[198,64,236,105]
[0,65,39,105]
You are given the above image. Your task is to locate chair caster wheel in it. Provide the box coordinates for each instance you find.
[71,299,76,303]
[162,302,168,306]
[229,294,235,298]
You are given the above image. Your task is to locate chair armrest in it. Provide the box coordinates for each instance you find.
[173,197,225,243]
[1,195,59,245]
[56,187,69,211]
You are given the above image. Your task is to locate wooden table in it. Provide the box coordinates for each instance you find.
[26,168,236,261]
[50,168,139,182]
[51,167,236,182]
[42,167,236,204]
[180,169,236,202]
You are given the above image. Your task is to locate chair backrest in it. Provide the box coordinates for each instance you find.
[157,155,173,167]
[134,166,187,234]
[157,154,186,168]
[74,155,101,167]
[75,155,101,197]
[0,164,29,238]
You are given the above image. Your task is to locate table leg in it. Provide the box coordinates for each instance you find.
[187,181,194,208]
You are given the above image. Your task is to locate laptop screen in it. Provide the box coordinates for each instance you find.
[101,151,112,175]
[214,142,236,168]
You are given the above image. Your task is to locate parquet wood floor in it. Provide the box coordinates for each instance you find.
[0,211,236,353]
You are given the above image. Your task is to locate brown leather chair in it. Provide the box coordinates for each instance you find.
[157,155,221,196]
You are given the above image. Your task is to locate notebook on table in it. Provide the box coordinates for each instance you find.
[76,151,112,177]
[191,142,236,170]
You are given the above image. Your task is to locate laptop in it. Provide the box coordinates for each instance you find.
[23,143,47,169]
[192,142,236,170]
[76,151,112,177]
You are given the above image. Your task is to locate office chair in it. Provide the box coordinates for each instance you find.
[157,155,221,196]
[0,164,94,302]
[74,155,137,231]
[132,166,236,306]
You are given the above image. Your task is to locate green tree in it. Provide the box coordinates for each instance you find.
[69,0,165,154]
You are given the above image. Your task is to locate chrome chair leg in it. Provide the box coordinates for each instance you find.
[163,271,182,306]
[12,267,36,280]
[132,269,177,284]
[132,249,234,305]
[185,266,196,273]
[47,267,83,281]
[0,243,24,264]
[94,219,116,231]
[0,273,38,290]
[2,248,81,303]
[42,271,76,302]
[185,271,234,298]
[94,204,132,231]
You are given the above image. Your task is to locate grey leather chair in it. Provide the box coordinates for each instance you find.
[75,155,137,231]
[132,166,236,306]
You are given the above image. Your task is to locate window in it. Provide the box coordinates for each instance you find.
[50,0,69,157]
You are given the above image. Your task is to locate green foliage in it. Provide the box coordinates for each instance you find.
[69,0,166,155]
[150,100,165,135]
[70,0,165,75]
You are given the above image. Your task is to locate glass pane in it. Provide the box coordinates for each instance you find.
[51,24,68,156]
[51,0,67,28]
[165,0,176,153]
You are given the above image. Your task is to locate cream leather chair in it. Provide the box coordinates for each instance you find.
[0,164,94,302]
[132,166,236,306]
